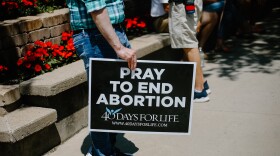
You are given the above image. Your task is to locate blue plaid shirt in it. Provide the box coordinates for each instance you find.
[66,0,125,31]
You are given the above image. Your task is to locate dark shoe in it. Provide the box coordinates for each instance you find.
[86,146,93,156]
[194,89,210,103]
[204,81,211,95]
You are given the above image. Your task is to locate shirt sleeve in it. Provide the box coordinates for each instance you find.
[83,0,106,13]
[160,0,169,3]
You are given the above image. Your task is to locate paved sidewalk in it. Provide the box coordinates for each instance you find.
[45,8,280,156]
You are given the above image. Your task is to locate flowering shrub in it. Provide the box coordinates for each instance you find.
[0,0,65,21]
[0,64,9,82]
[124,17,149,37]
[0,65,8,72]
[17,31,78,80]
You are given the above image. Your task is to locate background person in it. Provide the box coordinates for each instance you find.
[168,0,210,102]
[150,0,170,33]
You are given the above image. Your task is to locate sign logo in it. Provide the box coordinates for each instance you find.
[101,107,122,121]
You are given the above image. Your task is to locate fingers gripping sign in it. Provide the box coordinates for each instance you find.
[116,45,137,70]
[129,52,137,70]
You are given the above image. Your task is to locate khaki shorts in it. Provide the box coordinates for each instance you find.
[168,2,199,48]
[153,14,169,33]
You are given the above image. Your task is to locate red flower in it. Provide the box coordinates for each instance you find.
[132,18,138,25]
[59,46,64,51]
[61,52,66,58]
[125,19,133,29]
[23,56,28,61]
[46,41,52,47]
[2,1,18,9]
[44,63,51,70]
[67,38,74,44]
[34,52,43,58]
[34,64,42,72]
[22,0,33,6]
[0,65,7,72]
[52,51,57,57]
[15,31,78,80]
[65,52,73,58]
[137,22,146,28]
[42,49,49,57]
[26,50,32,56]
[17,59,23,66]
[66,42,75,51]
[51,44,59,49]
[61,32,70,41]
[25,63,31,69]
[34,40,44,46]
[28,56,36,62]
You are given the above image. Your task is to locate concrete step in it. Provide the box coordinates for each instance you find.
[0,84,21,116]
[0,106,58,156]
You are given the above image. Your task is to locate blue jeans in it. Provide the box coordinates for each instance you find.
[73,26,131,156]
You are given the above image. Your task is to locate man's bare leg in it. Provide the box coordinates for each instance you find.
[182,48,204,91]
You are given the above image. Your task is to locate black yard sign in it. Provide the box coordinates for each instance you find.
[89,58,196,135]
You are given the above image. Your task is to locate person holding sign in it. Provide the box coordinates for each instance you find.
[66,0,137,156]
[168,0,210,102]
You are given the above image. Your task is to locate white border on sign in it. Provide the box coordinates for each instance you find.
[88,58,196,135]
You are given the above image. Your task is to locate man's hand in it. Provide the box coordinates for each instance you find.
[116,46,137,70]
[163,3,170,13]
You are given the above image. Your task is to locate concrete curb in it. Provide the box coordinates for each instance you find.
[19,60,86,96]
